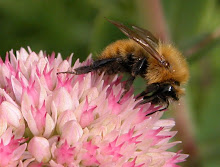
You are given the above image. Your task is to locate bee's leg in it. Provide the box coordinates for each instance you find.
[157,99,169,111]
[58,58,119,75]
[136,94,169,116]
[131,57,147,76]
[75,58,121,74]
[118,75,135,103]
[145,99,169,116]
[118,58,147,103]
[136,95,156,106]
[136,83,160,100]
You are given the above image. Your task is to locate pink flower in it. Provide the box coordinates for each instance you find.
[0,47,188,167]
[0,128,26,166]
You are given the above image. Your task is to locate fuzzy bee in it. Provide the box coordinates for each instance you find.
[58,19,189,116]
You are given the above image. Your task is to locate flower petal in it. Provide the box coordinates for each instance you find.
[61,120,83,145]
[0,101,22,127]
[28,137,51,162]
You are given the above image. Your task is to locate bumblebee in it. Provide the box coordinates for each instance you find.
[58,19,189,116]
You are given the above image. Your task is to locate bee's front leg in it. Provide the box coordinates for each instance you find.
[135,94,169,116]
[118,75,135,103]
[118,57,147,103]
[136,83,160,100]
[145,98,169,116]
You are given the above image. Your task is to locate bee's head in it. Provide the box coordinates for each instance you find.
[160,83,179,101]
[142,82,180,104]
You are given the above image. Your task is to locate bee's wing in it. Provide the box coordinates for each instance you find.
[106,19,168,67]
[132,25,159,45]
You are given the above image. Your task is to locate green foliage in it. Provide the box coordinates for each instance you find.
[1,0,220,166]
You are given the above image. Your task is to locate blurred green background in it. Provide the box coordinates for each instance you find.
[1,0,220,166]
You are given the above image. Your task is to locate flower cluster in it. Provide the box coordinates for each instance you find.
[0,48,187,167]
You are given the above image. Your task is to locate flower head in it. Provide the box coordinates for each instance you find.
[0,48,188,166]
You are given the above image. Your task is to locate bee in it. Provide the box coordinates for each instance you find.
[58,19,189,116]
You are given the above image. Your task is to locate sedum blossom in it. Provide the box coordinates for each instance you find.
[0,48,187,167]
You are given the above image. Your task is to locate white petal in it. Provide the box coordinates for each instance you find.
[12,143,27,161]
[56,110,77,134]
[51,101,58,124]
[18,61,29,79]
[81,73,92,95]
[18,158,35,167]
[13,120,25,138]
[68,53,74,66]
[28,136,51,162]
[61,120,83,145]
[9,50,17,69]
[34,75,48,107]
[11,76,23,103]
[56,53,64,64]
[49,160,64,167]
[0,101,21,127]
[16,48,29,62]
[27,46,32,53]
[24,52,39,69]
[81,87,99,103]
[0,88,19,108]
[48,135,59,146]
[21,92,39,135]
[37,57,48,74]
[0,127,13,145]
[70,82,80,109]
[154,119,175,129]
[57,60,70,73]
[0,119,7,136]
[43,113,55,138]
[52,88,72,115]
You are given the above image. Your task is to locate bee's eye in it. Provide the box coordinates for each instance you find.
[162,85,173,93]
[163,85,178,100]
[168,85,173,92]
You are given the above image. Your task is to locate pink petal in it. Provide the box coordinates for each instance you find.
[54,141,75,165]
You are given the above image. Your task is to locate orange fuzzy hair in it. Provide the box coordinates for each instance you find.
[100,39,145,59]
[145,42,189,83]
[145,42,189,95]
[100,39,189,96]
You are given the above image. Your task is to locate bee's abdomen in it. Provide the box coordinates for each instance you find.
[95,40,149,75]
[100,39,146,59]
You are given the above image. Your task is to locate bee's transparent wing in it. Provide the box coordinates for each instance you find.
[106,18,168,67]
[132,25,159,47]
